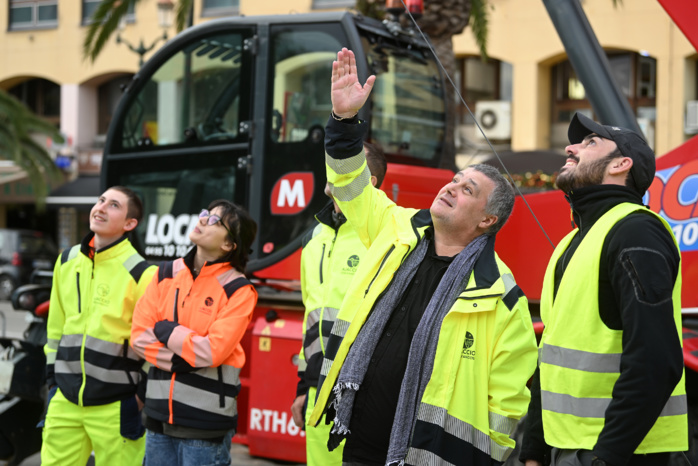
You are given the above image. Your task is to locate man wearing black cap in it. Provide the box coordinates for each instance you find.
[520,112,689,466]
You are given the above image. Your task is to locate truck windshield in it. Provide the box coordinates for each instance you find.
[362,37,445,167]
[118,32,247,149]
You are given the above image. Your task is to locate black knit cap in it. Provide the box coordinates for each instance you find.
[568,112,656,195]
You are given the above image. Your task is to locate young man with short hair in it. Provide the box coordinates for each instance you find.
[42,186,157,466]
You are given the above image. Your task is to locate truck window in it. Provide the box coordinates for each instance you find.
[119,32,247,149]
[257,25,347,261]
[362,37,445,167]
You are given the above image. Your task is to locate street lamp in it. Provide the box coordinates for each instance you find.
[116,0,174,67]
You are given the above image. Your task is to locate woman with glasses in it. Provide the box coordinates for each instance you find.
[131,200,258,466]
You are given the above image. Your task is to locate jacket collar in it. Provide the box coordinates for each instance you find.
[315,201,346,230]
[182,245,233,277]
[80,232,131,260]
[565,184,645,235]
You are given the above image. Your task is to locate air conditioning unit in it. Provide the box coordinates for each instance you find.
[475,101,512,141]
[686,100,698,134]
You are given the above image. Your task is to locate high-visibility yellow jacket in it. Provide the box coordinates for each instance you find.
[310,118,538,465]
[539,203,687,453]
[45,234,156,406]
[297,203,367,396]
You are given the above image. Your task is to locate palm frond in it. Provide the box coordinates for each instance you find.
[470,0,490,61]
[83,0,138,63]
[176,0,194,32]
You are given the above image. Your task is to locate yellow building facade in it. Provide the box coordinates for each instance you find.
[0,0,696,237]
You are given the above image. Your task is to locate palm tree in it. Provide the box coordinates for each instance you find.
[83,0,194,63]
[0,89,63,208]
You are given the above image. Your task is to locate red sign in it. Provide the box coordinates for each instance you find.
[270,172,314,215]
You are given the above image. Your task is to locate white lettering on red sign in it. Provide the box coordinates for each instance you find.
[249,408,305,437]
[270,172,314,215]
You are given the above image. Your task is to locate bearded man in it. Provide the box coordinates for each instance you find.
[520,113,689,466]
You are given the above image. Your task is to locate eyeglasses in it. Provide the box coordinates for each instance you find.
[199,209,234,239]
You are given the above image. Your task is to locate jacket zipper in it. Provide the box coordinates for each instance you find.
[623,256,646,298]
[76,272,82,313]
[365,245,395,297]
[319,243,326,284]
[123,339,135,385]
[173,288,180,322]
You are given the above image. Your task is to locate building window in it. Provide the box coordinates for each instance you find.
[98,75,134,136]
[312,0,354,9]
[9,0,58,30]
[454,56,512,126]
[550,51,657,148]
[8,78,61,126]
[82,0,135,25]
[201,0,239,17]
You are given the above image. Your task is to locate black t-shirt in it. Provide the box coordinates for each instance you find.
[343,236,454,464]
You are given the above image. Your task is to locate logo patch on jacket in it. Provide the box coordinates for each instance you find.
[342,255,360,274]
[205,297,214,306]
[461,331,476,360]
[93,283,110,306]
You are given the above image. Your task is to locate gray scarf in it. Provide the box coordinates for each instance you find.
[328,234,488,465]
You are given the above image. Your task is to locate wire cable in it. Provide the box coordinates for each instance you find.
[398,0,556,249]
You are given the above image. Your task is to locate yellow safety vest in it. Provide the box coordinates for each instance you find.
[539,203,687,452]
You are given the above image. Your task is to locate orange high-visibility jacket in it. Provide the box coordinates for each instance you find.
[131,250,257,431]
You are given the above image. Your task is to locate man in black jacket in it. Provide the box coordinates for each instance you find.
[520,113,688,466]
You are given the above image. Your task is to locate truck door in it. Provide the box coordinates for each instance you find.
[103,26,255,261]
[250,23,348,274]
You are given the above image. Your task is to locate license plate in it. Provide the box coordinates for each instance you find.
[0,360,14,395]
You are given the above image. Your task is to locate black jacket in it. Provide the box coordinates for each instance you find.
[520,185,683,466]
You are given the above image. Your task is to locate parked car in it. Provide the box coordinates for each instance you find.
[0,229,57,301]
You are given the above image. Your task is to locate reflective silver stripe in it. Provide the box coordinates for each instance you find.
[123,253,143,273]
[146,376,239,418]
[84,362,141,384]
[147,378,171,401]
[330,319,350,339]
[60,334,83,347]
[46,338,60,351]
[298,359,307,372]
[405,447,456,466]
[541,343,621,373]
[55,359,82,374]
[56,360,140,384]
[417,403,511,462]
[46,352,57,364]
[542,390,687,418]
[323,307,339,324]
[489,411,518,437]
[173,379,238,417]
[304,337,322,361]
[85,335,139,360]
[67,245,79,261]
[321,357,332,377]
[326,151,365,175]
[306,308,322,332]
[330,167,371,202]
[501,273,516,295]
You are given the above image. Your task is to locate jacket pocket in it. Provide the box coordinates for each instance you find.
[120,395,145,440]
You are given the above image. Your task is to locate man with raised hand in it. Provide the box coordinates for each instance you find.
[309,47,537,466]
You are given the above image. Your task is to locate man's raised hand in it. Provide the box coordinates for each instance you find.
[331,48,376,119]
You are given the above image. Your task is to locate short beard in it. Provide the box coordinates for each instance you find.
[556,153,616,193]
